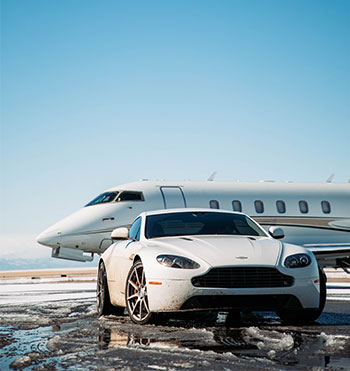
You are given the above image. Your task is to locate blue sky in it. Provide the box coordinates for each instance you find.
[1,0,349,266]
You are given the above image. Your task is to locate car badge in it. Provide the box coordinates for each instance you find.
[236,256,248,259]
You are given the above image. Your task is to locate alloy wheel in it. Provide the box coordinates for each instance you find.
[126,261,152,324]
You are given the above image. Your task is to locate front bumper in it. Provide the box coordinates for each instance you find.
[146,276,321,312]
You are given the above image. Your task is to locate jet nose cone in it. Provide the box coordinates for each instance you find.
[36,230,61,247]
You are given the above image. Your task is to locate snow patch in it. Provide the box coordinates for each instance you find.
[148,366,167,370]
[10,355,32,369]
[320,332,347,350]
[171,362,195,368]
[243,327,294,352]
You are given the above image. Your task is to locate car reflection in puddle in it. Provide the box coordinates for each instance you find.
[99,328,178,349]
[98,311,350,370]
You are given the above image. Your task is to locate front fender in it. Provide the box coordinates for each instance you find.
[278,243,319,279]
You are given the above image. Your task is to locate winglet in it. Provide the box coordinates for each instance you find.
[326,174,335,183]
[207,171,217,181]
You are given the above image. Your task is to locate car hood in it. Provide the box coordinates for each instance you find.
[147,235,282,267]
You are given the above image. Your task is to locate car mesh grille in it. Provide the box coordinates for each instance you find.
[191,267,294,288]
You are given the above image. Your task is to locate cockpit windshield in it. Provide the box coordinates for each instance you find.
[145,212,267,239]
[85,191,144,207]
[85,192,118,206]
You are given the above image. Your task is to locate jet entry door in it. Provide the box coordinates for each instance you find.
[160,187,187,209]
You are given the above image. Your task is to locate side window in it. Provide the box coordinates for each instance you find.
[321,201,331,214]
[232,200,242,212]
[276,200,286,214]
[129,217,142,240]
[117,191,144,202]
[254,200,264,213]
[209,200,220,209]
[299,201,309,214]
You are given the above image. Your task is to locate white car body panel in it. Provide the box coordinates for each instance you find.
[101,209,321,315]
[145,277,320,313]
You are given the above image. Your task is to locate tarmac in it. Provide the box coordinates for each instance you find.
[0,268,350,370]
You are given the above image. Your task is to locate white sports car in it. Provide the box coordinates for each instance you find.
[97,209,326,325]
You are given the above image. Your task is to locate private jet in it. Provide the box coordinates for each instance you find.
[37,180,350,271]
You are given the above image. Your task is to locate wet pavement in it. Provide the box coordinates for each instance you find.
[1,278,350,370]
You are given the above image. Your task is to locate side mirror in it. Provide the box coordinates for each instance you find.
[268,226,285,240]
[111,227,129,241]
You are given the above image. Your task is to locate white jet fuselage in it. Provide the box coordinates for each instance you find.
[37,180,350,267]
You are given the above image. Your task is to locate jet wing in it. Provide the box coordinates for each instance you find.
[52,246,94,262]
[304,243,350,270]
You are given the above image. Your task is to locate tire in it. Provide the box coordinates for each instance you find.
[278,266,327,325]
[226,311,242,327]
[97,261,124,316]
[125,261,153,324]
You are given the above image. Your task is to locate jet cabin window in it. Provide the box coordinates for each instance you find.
[85,191,144,206]
[276,200,286,214]
[254,200,264,213]
[321,201,331,214]
[232,200,242,212]
[209,200,220,209]
[299,201,309,214]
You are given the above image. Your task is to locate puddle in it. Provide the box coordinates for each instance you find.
[97,314,350,370]
[0,325,52,370]
[1,284,350,370]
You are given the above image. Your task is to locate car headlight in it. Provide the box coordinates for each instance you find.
[156,255,200,269]
[284,253,312,268]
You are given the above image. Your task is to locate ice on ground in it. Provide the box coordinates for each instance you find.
[243,327,294,352]
[326,283,350,301]
[0,276,96,285]
[0,281,96,305]
[148,366,168,370]
[10,355,32,369]
[0,282,96,294]
[327,282,350,288]
[319,332,347,350]
[171,362,195,368]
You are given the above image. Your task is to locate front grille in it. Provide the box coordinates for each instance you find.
[191,267,294,288]
[181,294,302,311]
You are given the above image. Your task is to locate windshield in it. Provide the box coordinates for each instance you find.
[85,191,144,206]
[85,192,118,206]
[145,212,267,239]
